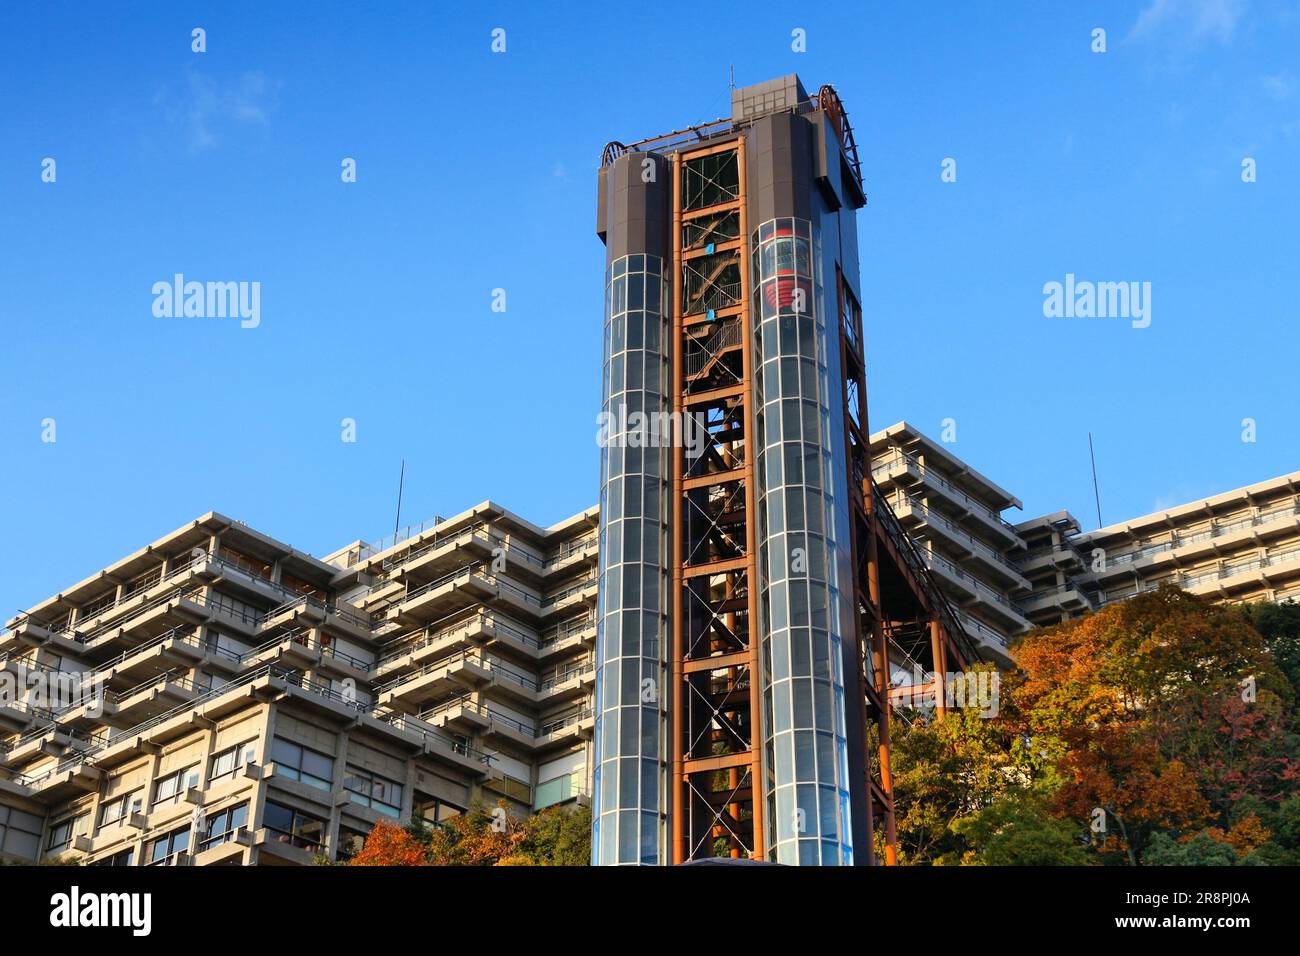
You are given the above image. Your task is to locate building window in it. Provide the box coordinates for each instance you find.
[45,813,88,855]
[198,802,248,852]
[336,826,369,861]
[98,792,142,829]
[413,797,464,830]
[263,801,326,851]
[90,848,135,867]
[209,741,257,783]
[153,766,201,805]
[193,672,228,693]
[342,766,403,817]
[270,738,334,790]
[534,773,583,811]
[146,826,191,866]
[0,806,43,860]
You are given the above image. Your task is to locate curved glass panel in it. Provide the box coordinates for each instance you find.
[751,217,855,865]
[592,254,670,865]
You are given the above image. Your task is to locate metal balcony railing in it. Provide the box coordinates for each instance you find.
[541,575,598,608]
[539,662,594,691]
[373,649,538,696]
[542,614,596,647]
[869,480,981,665]
[539,708,593,737]
[1090,500,1300,570]
[892,493,1026,582]
[11,663,490,789]
[549,534,598,564]
[872,449,1020,534]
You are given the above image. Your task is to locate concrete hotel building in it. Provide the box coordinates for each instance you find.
[870,422,1300,663]
[0,505,598,866]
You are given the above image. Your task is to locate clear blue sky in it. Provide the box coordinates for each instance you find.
[2,1,1297,616]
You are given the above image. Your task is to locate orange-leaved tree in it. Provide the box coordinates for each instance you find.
[1010,586,1293,863]
[346,819,430,866]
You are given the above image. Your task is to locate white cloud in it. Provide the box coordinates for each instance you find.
[1130,0,1248,45]
[155,71,280,153]
[1261,72,1298,99]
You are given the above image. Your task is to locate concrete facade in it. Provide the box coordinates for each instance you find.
[0,505,597,865]
[871,421,1300,665]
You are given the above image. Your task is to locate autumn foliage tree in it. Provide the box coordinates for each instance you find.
[889,587,1300,865]
[346,819,431,866]
[346,801,591,867]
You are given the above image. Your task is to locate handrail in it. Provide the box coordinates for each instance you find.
[61,552,209,631]
[12,664,440,788]
[955,613,1010,650]
[375,524,547,580]
[376,610,543,668]
[873,449,1020,533]
[373,650,539,696]
[542,615,596,646]
[540,662,594,690]
[870,479,982,666]
[549,534,598,563]
[95,626,202,672]
[101,669,198,705]
[415,696,537,737]
[74,586,206,644]
[892,493,1026,580]
[0,717,98,757]
[379,713,491,764]
[239,629,371,672]
[541,575,598,608]
[264,593,371,632]
[540,708,593,736]
[1088,500,1300,570]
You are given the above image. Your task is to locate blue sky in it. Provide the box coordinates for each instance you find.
[1,0,1297,615]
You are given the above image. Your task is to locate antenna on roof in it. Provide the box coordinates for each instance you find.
[1088,433,1103,529]
[729,65,735,95]
[393,459,406,542]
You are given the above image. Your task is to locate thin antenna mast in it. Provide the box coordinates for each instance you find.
[1088,433,1103,528]
[393,459,406,542]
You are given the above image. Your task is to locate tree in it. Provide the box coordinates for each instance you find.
[1011,587,1294,863]
[888,674,1040,865]
[519,803,591,866]
[346,819,430,867]
[346,801,592,866]
[892,591,1299,865]
[951,787,1092,866]
[424,802,524,865]
[1142,831,1238,866]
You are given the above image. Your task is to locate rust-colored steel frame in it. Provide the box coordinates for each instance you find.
[836,268,896,865]
[835,268,976,865]
[659,109,975,865]
[670,137,765,863]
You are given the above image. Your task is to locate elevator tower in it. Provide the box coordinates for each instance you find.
[593,76,978,865]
